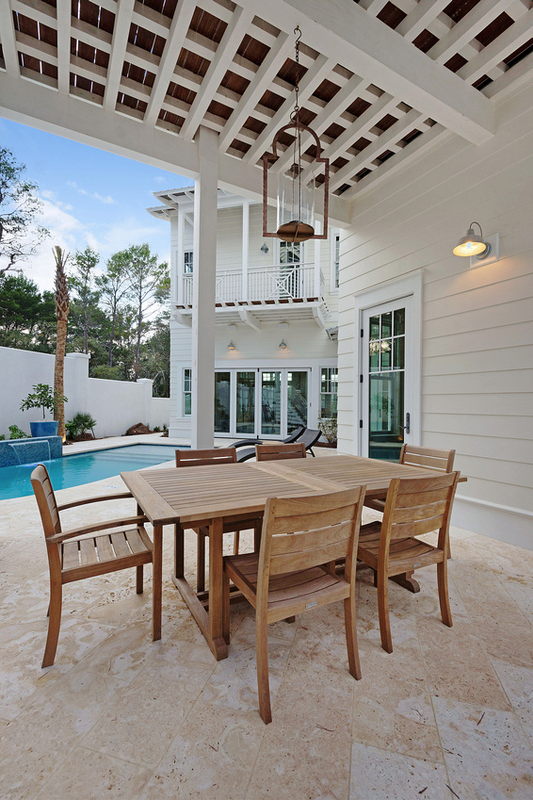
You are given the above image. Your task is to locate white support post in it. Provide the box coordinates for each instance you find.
[191,126,218,449]
[314,222,322,298]
[176,206,185,306]
[242,201,250,301]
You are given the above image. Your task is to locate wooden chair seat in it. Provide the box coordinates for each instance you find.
[358,521,444,575]
[31,463,153,668]
[223,486,366,724]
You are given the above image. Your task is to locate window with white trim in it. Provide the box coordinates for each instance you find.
[331,234,340,290]
[183,368,192,415]
[183,251,193,274]
[320,367,338,418]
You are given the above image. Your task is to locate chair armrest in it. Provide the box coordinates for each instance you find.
[47,515,148,544]
[57,492,133,511]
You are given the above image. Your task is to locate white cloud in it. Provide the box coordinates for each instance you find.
[67,180,116,205]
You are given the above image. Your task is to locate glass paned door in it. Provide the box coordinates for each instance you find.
[261,371,281,436]
[236,372,255,434]
[362,300,411,461]
[287,371,308,432]
[214,372,230,433]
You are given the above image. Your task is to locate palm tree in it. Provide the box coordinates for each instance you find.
[53,246,70,440]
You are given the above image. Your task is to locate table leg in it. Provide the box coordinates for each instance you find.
[208,516,228,660]
[390,571,420,593]
[152,524,162,641]
[174,523,185,579]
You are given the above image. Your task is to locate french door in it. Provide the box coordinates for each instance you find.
[360,296,415,461]
[214,369,309,438]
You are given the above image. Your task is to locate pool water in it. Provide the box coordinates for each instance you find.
[0,444,184,501]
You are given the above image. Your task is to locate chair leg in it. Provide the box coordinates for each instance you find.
[256,616,272,724]
[377,571,393,654]
[253,519,262,553]
[344,594,362,680]
[197,530,206,593]
[42,577,62,668]
[136,564,143,594]
[437,558,453,628]
[233,531,240,556]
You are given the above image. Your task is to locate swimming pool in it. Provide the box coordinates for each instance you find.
[0,443,184,501]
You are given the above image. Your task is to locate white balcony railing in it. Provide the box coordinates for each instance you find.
[181,263,325,306]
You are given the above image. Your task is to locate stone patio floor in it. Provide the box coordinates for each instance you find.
[1,438,532,799]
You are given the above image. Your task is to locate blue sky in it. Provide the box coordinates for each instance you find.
[1,118,191,291]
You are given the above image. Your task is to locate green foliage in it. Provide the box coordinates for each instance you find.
[318,416,337,444]
[65,412,97,439]
[20,383,68,420]
[0,274,56,350]
[0,147,49,275]
[0,433,5,440]
[8,424,28,439]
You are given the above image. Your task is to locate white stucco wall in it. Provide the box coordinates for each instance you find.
[337,81,533,548]
[0,347,169,438]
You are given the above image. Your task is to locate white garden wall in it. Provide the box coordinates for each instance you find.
[0,346,169,438]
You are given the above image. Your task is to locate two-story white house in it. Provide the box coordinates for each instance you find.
[148,187,340,440]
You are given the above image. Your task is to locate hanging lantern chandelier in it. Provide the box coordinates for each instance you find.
[262,27,330,244]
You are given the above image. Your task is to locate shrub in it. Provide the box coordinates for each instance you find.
[318,416,337,444]
[20,383,68,420]
[9,424,28,440]
[65,412,97,440]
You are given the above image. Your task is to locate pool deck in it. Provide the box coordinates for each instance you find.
[1,436,532,799]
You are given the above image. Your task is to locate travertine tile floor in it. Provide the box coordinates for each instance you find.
[1,445,532,799]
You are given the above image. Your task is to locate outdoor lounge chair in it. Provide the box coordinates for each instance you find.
[235,426,319,462]
[229,425,305,456]
[223,486,366,723]
[31,463,153,668]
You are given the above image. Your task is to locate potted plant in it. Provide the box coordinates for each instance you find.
[20,383,68,437]
[317,416,338,447]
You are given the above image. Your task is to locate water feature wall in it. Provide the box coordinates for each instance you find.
[0,436,62,468]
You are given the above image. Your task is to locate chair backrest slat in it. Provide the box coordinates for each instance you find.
[382,472,459,546]
[31,463,61,538]
[175,447,237,468]
[255,442,306,461]
[400,444,455,473]
[269,520,355,575]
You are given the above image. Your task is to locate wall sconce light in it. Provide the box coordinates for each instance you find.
[279,339,288,350]
[260,243,269,254]
[227,341,236,351]
[453,221,491,259]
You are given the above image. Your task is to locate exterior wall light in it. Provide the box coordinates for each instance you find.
[262,27,329,244]
[227,341,236,351]
[453,221,491,259]
[260,243,269,254]
[279,339,288,350]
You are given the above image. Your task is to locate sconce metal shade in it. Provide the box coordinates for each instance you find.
[227,341,236,351]
[279,339,288,350]
[453,222,491,258]
[260,243,269,254]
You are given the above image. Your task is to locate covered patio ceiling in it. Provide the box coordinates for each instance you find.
[1,0,533,220]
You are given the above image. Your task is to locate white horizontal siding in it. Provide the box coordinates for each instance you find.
[337,80,533,538]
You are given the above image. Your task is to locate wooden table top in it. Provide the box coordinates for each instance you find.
[121,454,451,527]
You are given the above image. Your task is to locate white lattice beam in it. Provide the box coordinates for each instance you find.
[104,0,136,111]
[56,0,71,95]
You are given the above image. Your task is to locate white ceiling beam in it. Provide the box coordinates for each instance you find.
[218,31,293,152]
[12,0,55,26]
[459,7,533,84]
[239,0,495,144]
[274,74,365,174]
[244,54,336,164]
[485,48,533,98]
[144,0,197,127]
[330,108,424,192]
[238,308,262,330]
[311,304,327,330]
[428,0,516,64]
[104,0,136,111]
[15,32,56,64]
[71,18,112,54]
[344,123,448,200]
[397,0,450,42]
[131,4,171,39]
[0,0,20,73]
[364,0,389,15]
[173,310,192,326]
[56,0,71,95]
[320,92,399,167]
[180,5,254,142]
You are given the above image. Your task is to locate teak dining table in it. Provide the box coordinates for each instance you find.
[121,454,458,660]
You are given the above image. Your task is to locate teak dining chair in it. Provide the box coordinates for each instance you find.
[358,471,459,654]
[31,463,153,668]
[175,448,261,592]
[223,486,366,724]
[255,441,306,461]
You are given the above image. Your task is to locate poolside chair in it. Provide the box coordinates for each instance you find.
[223,486,366,723]
[255,441,306,461]
[364,445,456,558]
[229,424,305,452]
[357,471,459,654]
[31,463,153,668]
[236,426,319,462]
[175,448,261,592]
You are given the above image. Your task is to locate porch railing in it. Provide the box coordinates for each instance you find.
[181,263,324,306]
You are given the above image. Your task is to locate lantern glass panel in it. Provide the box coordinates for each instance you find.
[276,150,316,242]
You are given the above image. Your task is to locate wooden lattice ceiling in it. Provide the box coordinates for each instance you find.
[1,0,532,199]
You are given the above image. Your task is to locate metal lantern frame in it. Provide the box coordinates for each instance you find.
[262,27,330,244]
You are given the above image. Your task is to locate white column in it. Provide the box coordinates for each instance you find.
[314,222,322,297]
[176,206,185,306]
[191,125,218,449]
[242,200,250,301]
